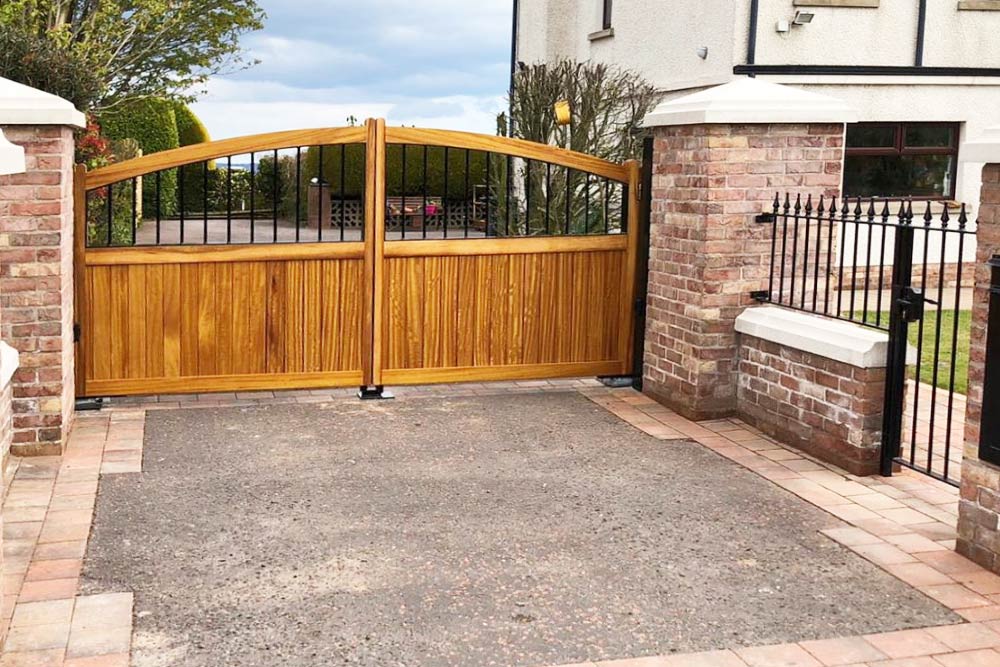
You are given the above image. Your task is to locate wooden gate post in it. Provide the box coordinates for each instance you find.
[361,118,387,394]
[639,78,854,421]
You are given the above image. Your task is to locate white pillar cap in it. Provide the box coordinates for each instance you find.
[0,128,26,176]
[642,77,858,128]
[0,76,85,128]
[961,125,1000,163]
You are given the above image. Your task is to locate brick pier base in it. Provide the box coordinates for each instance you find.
[0,126,77,455]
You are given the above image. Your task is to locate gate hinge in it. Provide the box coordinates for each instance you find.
[73,323,81,344]
[750,290,770,303]
[896,286,926,323]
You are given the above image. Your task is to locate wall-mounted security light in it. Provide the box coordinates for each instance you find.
[696,46,709,60]
[792,10,815,25]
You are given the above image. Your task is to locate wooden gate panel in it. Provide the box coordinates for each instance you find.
[82,247,365,396]
[379,239,627,385]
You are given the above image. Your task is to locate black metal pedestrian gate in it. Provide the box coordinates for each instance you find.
[758,194,976,486]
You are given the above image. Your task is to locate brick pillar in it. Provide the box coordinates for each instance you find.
[958,160,1000,572]
[0,81,84,456]
[641,83,852,420]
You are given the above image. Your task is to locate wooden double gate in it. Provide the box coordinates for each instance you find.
[74,119,641,397]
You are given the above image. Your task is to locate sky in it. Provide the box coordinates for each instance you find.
[190,0,512,140]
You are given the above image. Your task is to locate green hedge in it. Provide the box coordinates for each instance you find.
[99,99,180,216]
[173,102,215,210]
[303,144,487,198]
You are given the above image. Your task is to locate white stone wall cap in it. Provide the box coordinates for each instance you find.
[961,125,1000,163]
[735,306,890,368]
[0,341,20,390]
[0,76,85,128]
[642,78,859,128]
[0,128,26,176]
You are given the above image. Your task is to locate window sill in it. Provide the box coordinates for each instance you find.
[958,0,1000,10]
[793,0,879,6]
[588,28,614,42]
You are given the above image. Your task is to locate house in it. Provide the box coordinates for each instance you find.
[515,0,1000,214]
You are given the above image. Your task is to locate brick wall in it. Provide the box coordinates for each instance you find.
[737,334,885,475]
[0,126,76,455]
[958,163,1000,572]
[644,122,844,420]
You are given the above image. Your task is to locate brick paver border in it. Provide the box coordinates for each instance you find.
[1,380,998,667]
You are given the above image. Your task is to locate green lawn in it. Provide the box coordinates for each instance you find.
[848,310,971,394]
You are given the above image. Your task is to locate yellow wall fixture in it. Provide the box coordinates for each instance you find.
[554,100,572,125]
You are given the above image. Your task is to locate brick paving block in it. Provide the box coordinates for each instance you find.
[799,636,888,665]
[885,563,955,587]
[850,542,919,566]
[883,533,949,554]
[864,629,951,659]
[821,527,883,547]
[17,578,78,602]
[919,584,992,610]
[0,649,66,667]
[9,599,74,627]
[736,643,822,667]
[66,624,131,659]
[915,551,987,576]
[3,621,71,652]
[925,623,1000,651]
[930,648,1000,667]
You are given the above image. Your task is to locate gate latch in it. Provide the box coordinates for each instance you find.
[897,286,926,323]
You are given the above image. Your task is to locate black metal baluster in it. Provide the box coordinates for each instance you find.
[836,200,850,316]
[340,144,346,241]
[813,196,824,311]
[861,200,876,323]
[604,179,611,234]
[525,160,532,235]
[909,201,928,467]
[226,157,232,244]
[848,198,862,318]
[545,163,552,235]
[249,153,256,244]
[422,145,428,240]
[317,145,324,242]
[203,162,209,244]
[443,146,450,239]
[942,206,968,482]
[295,147,302,243]
[767,193,779,300]
[826,197,837,315]
[506,156,513,236]
[800,194,812,308]
[484,151,491,237]
[464,149,471,238]
[178,165,185,244]
[131,177,137,246]
[778,194,790,305]
[155,172,162,246]
[926,204,949,474]
[876,201,891,327]
[272,149,279,243]
[401,144,407,240]
[105,185,114,246]
[790,194,802,306]
[565,167,572,235]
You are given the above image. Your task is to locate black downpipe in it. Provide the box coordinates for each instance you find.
[747,0,759,73]
[509,0,519,136]
[916,0,928,66]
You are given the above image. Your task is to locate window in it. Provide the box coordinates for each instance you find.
[844,122,959,200]
[603,0,613,30]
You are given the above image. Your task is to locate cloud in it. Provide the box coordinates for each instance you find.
[190,0,510,139]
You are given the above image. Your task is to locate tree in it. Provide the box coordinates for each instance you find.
[503,60,659,161]
[0,0,264,111]
[491,60,660,236]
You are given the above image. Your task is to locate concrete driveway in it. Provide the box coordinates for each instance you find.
[80,392,957,667]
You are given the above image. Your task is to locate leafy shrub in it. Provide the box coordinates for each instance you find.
[0,25,104,112]
[302,144,487,199]
[173,102,217,209]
